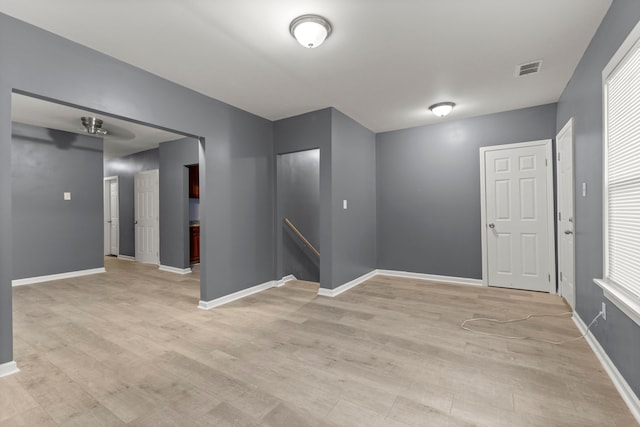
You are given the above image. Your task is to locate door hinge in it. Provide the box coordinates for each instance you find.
[558,211,562,221]
[545,158,548,167]
[548,274,551,282]
[557,152,560,162]
[560,272,563,282]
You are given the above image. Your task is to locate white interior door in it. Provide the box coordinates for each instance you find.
[109,180,119,256]
[556,119,575,308]
[104,177,119,256]
[481,140,555,293]
[104,180,111,255]
[135,170,159,264]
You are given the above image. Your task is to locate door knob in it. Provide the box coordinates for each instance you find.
[564,230,573,235]
[488,223,495,229]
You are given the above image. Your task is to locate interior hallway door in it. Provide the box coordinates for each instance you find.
[135,169,159,264]
[556,119,575,308]
[109,180,119,255]
[481,140,555,293]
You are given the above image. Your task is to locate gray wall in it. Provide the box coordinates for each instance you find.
[0,13,274,365]
[330,109,377,288]
[159,137,199,269]
[277,149,320,282]
[556,0,640,397]
[12,122,104,279]
[104,148,159,257]
[376,104,558,279]
[273,108,377,290]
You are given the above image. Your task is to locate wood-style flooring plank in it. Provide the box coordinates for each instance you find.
[0,257,636,426]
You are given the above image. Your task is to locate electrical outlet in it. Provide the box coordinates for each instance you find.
[601,302,607,320]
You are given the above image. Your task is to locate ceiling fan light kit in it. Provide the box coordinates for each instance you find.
[429,102,456,118]
[289,14,332,48]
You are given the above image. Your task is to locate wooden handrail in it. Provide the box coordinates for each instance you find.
[284,218,320,258]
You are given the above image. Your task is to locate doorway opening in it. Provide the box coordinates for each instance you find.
[276,149,320,285]
[11,91,204,287]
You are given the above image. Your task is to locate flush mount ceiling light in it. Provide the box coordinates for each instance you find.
[429,102,456,118]
[289,14,332,48]
[81,116,108,135]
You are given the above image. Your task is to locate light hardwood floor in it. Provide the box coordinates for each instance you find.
[1,257,636,426]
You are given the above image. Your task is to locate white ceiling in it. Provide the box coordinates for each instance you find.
[1,0,612,133]
[11,94,184,159]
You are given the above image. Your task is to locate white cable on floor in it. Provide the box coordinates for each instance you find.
[461,311,604,345]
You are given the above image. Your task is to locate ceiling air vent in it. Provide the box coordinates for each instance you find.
[516,60,542,77]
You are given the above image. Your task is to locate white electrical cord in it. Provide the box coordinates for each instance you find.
[461,311,604,345]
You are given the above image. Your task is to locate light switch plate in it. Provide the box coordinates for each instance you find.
[64,192,71,201]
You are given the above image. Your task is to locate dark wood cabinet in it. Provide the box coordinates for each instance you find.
[188,165,199,199]
[190,225,200,264]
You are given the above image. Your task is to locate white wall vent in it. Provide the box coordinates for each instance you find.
[516,60,542,77]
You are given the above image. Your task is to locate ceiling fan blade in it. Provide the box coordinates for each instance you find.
[101,123,135,140]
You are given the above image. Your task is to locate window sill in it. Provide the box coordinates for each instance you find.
[594,279,640,327]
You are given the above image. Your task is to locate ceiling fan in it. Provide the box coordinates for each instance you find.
[81,116,109,136]
[79,116,135,141]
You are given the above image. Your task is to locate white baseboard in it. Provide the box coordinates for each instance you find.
[573,314,640,423]
[0,361,19,378]
[317,269,482,298]
[198,280,277,310]
[117,255,135,262]
[12,267,106,287]
[159,265,192,275]
[375,269,483,287]
[318,270,377,297]
[277,274,297,287]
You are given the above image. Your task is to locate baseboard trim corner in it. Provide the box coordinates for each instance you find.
[159,265,192,275]
[277,274,297,287]
[318,270,377,298]
[198,280,276,310]
[572,313,640,423]
[117,255,135,262]
[375,269,483,287]
[12,267,106,287]
[0,361,19,378]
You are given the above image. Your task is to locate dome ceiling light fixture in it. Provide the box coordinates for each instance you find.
[289,14,332,49]
[429,102,456,118]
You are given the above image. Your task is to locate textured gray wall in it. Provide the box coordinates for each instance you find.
[330,109,377,288]
[159,138,199,269]
[376,104,557,279]
[104,148,159,257]
[0,13,274,364]
[12,123,104,279]
[277,149,320,282]
[274,109,332,288]
[556,0,640,397]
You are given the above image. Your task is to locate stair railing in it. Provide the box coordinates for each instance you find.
[283,218,320,258]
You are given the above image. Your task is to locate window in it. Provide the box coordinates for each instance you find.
[595,22,640,326]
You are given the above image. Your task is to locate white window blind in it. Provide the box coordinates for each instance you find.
[604,39,640,304]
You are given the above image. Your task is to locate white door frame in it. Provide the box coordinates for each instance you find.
[479,139,556,292]
[104,176,119,256]
[556,118,576,308]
